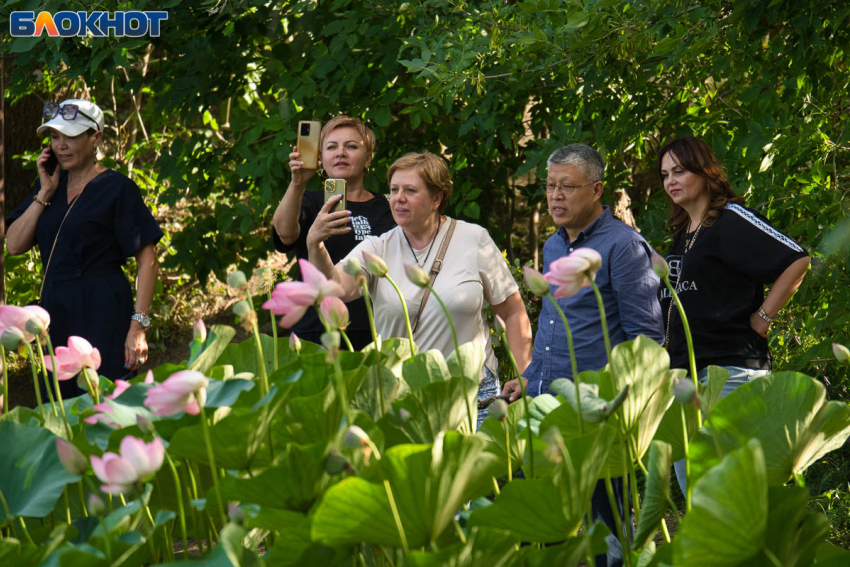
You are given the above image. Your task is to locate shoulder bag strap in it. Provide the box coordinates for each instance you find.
[38,196,81,302]
[412,218,457,335]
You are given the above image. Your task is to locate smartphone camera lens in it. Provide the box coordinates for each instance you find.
[325,180,335,192]
[300,123,310,136]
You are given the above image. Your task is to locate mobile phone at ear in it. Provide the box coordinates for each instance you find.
[297,120,321,170]
[324,178,346,213]
[44,148,59,176]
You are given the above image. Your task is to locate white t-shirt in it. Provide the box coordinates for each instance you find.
[343,218,518,381]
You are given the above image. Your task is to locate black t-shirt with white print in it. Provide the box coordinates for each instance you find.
[272,189,395,345]
[660,204,808,371]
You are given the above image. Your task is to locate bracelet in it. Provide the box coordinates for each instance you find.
[758,307,774,323]
[33,195,50,207]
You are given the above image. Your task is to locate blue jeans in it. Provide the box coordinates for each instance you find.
[476,367,500,430]
[673,365,769,494]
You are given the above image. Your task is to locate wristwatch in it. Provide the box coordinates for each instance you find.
[131,310,151,329]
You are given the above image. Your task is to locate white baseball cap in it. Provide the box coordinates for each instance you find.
[37,99,104,137]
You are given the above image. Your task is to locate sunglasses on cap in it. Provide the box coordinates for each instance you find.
[42,102,100,131]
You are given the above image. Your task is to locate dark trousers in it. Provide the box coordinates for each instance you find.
[592,476,631,567]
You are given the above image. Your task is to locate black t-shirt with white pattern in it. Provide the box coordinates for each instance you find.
[660,204,808,371]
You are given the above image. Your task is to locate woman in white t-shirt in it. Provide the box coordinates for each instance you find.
[307,152,532,426]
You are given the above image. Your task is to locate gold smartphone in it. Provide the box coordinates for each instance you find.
[297,120,321,170]
[324,178,346,212]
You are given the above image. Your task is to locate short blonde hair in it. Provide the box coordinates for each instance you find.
[319,115,375,157]
[386,152,453,213]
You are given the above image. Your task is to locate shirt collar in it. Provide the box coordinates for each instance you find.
[557,206,611,245]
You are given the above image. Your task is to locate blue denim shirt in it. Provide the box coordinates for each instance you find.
[524,207,664,396]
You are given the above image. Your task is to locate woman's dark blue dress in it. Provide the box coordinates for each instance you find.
[8,170,163,399]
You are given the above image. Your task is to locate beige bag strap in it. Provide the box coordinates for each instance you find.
[38,196,80,301]
[412,218,457,335]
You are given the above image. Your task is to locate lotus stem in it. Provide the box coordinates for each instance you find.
[165,452,189,560]
[82,367,100,405]
[98,515,113,563]
[604,474,630,567]
[426,285,474,432]
[27,342,57,416]
[496,330,534,478]
[662,277,701,425]
[546,294,584,434]
[680,404,692,512]
[198,406,227,526]
[250,317,270,397]
[360,279,386,415]
[341,330,354,352]
[588,280,612,361]
[0,346,7,416]
[384,274,416,355]
[78,481,87,517]
[366,440,409,554]
[267,291,279,372]
[24,343,47,419]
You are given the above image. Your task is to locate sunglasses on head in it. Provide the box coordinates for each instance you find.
[42,103,100,130]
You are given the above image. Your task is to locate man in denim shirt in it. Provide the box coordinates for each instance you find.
[502,144,663,567]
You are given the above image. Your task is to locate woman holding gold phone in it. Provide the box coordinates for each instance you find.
[271,115,395,348]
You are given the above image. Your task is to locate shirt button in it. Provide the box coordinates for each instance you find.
[549,320,554,325]
[569,247,574,252]
[545,346,550,351]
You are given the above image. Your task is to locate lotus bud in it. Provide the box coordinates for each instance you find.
[0,327,25,350]
[228,503,245,525]
[136,414,155,436]
[227,270,248,289]
[651,252,670,279]
[193,319,207,343]
[399,408,411,422]
[56,439,88,475]
[673,378,697,405]
[342,257,363,277]
[289,333,302,353]
[320,297,350,331]
[321,331,340,351]
[232,300,252,319]
[833,343,850,364]
[523,267,550,296]
[493,314,506,337]
[144,369,155,384]
[343,425,370,448]
[362,251,388,277]
[87,494,106,516]
[404,264,429,288]
[325,450,348,475]
[489,399,509,421]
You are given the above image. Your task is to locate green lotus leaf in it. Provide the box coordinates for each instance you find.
[477,398,528,474]
[468,425,615,542]
[634,441,672,549]
[447,342,484,383]
[403,526,520,566]
[0,422,80,520]
[403,349,452,391]
[674,439,767,567]
[689,372,850,486]
[188,324,237,375]
[312,432,500,548]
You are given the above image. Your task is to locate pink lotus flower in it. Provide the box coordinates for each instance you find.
[263,259,344,328]
[83,402,120,428]
[289,333,301,353]
[143,370,208,416]
[108,379,131,400]
[523,266,551,296]
[44,336,101,381]
[362,251,388,277]
[90,436,164,494]
[144,369,155,384]
[544,248,602,299]
[0,304,50,343]
[320,296,349,331]
[56,438,88,475]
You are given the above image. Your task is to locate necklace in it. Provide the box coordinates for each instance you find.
[67,167,101,195]
[664,222,703,348]
[402,216,442,268]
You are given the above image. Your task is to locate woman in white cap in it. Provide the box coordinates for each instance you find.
[6,99,163,397]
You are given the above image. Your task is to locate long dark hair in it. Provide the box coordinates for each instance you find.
[656,136,743,236]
